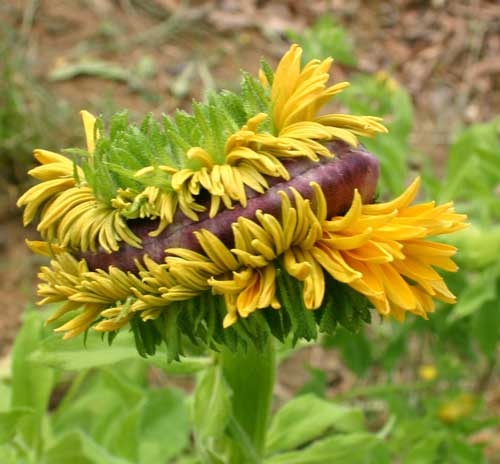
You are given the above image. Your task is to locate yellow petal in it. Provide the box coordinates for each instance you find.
[80,110,98,154]
[362,177,421,215]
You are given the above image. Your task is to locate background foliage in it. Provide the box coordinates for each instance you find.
[1,4,499,463]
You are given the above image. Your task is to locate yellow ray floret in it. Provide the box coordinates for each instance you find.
[313,179,468,320]
[139,44,387,221]
[17,114,142,253]
[267,44,387,142]
[19,44,388,259]
[37,177,466,336]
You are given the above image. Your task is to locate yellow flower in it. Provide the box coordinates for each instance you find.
[268,44,387,147]
[152,45,387,220]
[419,364,438,381]
[439,393,475,423]
[32,170,467,338]
[18,45,466,347]
[121,178,466,330]
[312,177,467,321]
[17,112,141,253]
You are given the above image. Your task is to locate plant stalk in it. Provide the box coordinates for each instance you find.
[220,338,276,461]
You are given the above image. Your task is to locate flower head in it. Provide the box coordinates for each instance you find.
[18,45,466,357]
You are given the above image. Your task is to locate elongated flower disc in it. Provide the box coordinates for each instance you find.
[18,45,467,356]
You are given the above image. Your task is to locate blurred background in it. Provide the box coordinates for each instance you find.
[1,1,499,462]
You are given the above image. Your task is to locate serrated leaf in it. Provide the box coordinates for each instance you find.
[276,268,317,343]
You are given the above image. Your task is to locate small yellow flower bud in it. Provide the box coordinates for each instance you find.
[418,364,438,381]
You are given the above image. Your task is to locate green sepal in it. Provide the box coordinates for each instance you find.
[262,302,289,343]
[153,307,183,362]
[125,265,372,359]
[129,316,162,358]
[275,264,317,344]
[260,58,275,86]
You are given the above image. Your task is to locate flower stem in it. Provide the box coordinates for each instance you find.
[220,337,276,461]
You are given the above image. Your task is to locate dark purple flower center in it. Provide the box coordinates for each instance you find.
[81,141,379,272]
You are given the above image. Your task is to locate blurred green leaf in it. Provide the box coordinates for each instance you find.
[265,433,384,464]
[403,434,443,464]
[101,402,143,462]
[0,407,33,444]
[30,331,141,370]
[323,328,372,376]
[148,356,213,374]
[43,430,132,464]
[139,388,190,463]
[193,366,232,440]
[440,118,500,222]
[0,382,11,410]
[296,366,328,398]
[379,324,410,372]
[0,443,18,464]
[472,298,500,359]
[448,264,500,322]
[11,310,55,448]
[95,369,144,462]
[266,394,364,454]
[446,437,487,464]
[454,226,500,269]
[49,61,132,83]
[286,16,357,66]
[339,74,413,196]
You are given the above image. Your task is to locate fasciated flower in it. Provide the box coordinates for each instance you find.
[17,45,467,356]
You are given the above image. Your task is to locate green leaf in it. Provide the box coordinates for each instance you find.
[139,388,190,463]
[30,330,141,370]
[448,264,500,322]
[472,297,500,359]
[0,382,11,411]
[323,328,372,376]
[192,366,232,440]
[0,407,33,444]
[97,369,145,461]
[50,365,145,443]
[276,267,317,343]
[403,434,443,464]
[43,430,132,464]
[379,324,410,372]
[100,399,143,462]
[11,309,55,448]
[266,394,364,454]
[147,356,213,374]
[49,61,132,84]
[296,367,328,398]
[286,16,357,67]
[440,118,500,221]
[264,433,382,464]
[446,437,486,464]
[0,443,19,464]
